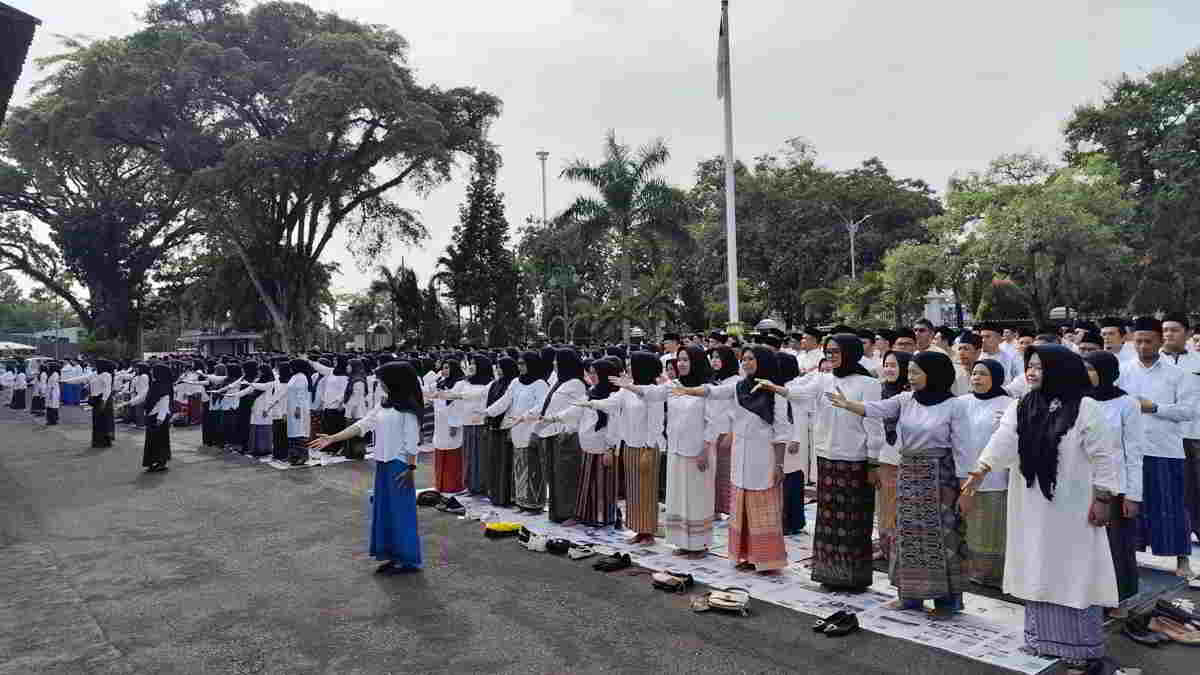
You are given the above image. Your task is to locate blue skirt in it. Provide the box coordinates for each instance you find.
[370,460,422,568]
[1138,456,1193,556]
[61,383,82,406]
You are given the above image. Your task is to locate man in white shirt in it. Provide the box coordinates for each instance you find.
[1119,316,1198,578]
[891,328,917,354]
[1075,330,1103,355]
[796,327,824,374]
[1160,313,1200,548]
[1100,317,1136,362]
[976,323,1021,384]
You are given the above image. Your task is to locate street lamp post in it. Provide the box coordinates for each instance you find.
[846,214,873,281]
[537,149,570,343]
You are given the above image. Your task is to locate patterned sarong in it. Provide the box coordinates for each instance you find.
[890,447,966,600]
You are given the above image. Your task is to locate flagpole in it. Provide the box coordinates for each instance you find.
[719,0,740,332]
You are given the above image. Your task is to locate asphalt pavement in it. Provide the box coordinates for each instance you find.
[0,404,1193,674]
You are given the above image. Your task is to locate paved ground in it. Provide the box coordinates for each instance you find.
[0,404,1193,675]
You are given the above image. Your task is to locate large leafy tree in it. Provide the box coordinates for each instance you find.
[688,141,942,328]
[38,0,501,351]
[1065,48,1200,311]
[927,153,1134,326]
[0,36,204,355]
[560,130,692,342]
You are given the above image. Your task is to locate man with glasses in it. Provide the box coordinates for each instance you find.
[912,318,948,355]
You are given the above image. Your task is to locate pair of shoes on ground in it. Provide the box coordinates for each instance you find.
[593,552,631,572]
[812,610,860,637]
[435,496,465,515]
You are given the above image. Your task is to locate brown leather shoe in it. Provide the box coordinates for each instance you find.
[1150,616,1200,645]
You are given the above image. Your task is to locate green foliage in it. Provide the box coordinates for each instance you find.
[1065,48,1200,312]
[560,130,693,341]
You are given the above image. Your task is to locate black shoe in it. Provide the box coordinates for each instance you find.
[437,497,465,514]
[593,553,632,572]
[1122,621,1163,647]
[1155,599,1200,627]
[375,561,396,575]
[824,613,860,637]
[814,610,849,633]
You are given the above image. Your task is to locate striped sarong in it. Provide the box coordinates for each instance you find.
[575,451,618,526]
[1138,455,1192,556]
[623,446,660,535]
[665,449,715,550]
[714,433,733,515]
[729,485,786,570]
[1024,602,1105,662]
[514,439,546,510]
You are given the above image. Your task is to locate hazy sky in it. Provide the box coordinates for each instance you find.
[8,0,1200,306]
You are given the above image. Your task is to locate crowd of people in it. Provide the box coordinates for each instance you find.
[4,314,1200,675]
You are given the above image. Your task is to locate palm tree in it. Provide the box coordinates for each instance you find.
[369,262,421,347]
[561,130,692,342]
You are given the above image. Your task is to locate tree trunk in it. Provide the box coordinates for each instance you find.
[230,237,292,352]
[620,226,633,343]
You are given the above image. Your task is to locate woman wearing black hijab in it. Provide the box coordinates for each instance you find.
[708,345,740,516]
[761,333,883,588]
[957,358,1013,589]
[597,351,665,543]
[1083,350,1145,605]
[963,346,1124,675]
[533,348,588,523]
[875,349,912,561]
[485,356,519,506]
[142,364,175,472]
[573,357,621,527]
[428,358,466,493]
[830,349,968,615]
[311,361,425,574]
[62,358,117,448]
[775,352,807,536]
[490,351,552,513]
[228,361,259,453]
[675,345,790,571]
[461,353,495,495]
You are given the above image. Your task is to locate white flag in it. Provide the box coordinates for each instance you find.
[717,1,729,100]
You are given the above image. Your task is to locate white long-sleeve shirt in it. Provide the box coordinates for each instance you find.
[863,393,971,478]
[955,394,1014,491]
[484,378,550,448]
[534,379,588,439]
[705,381,791,490]
[1117,357,1198,459]
[704,375,739,441]
[1093,394,1146,502]
[127,374,151,407]
[63,372,110,402]
[588,384,660,449]
[786,372,884,463]
[627,383,707,458]
[1158,348,1200,440]
[349,407,419,464]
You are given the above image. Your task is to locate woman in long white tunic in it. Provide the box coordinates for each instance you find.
[707,346,740,515]
[963,346,1123,675]
[958,359,1014,589]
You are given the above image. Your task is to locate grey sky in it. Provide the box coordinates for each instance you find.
[8,0,1200,310]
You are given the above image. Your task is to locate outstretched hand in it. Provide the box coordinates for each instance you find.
[308,434,333,451]
[825,387,849,409]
